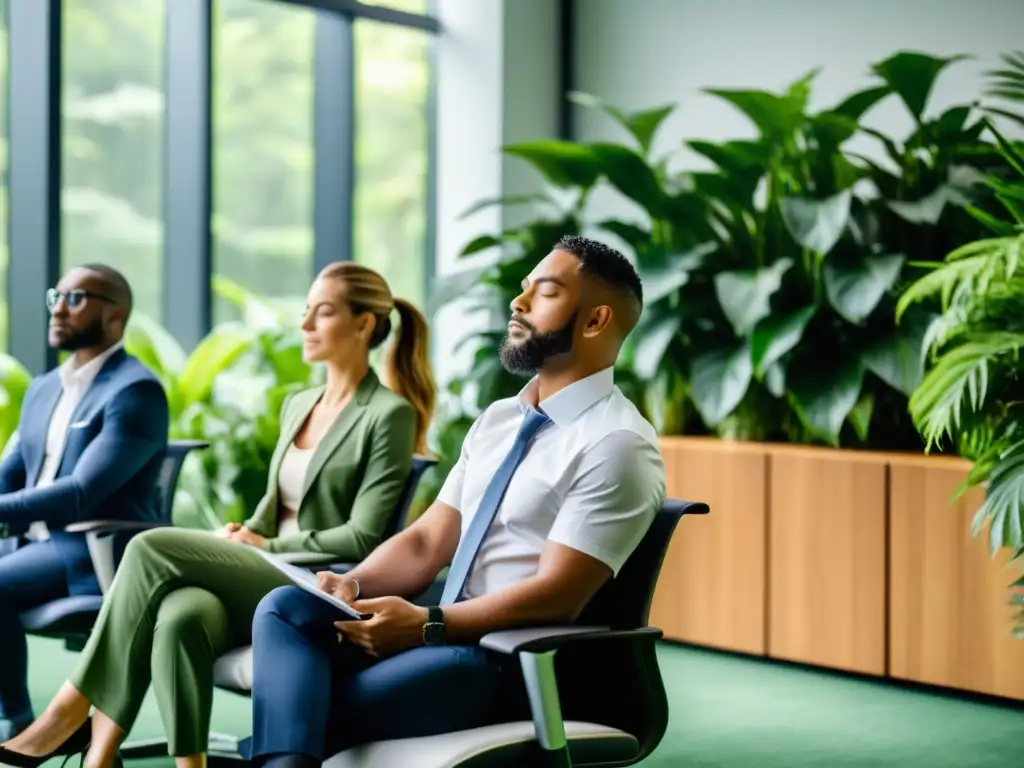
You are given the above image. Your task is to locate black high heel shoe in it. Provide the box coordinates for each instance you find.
[0,717,92,767]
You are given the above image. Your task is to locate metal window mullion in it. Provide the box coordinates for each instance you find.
[8,0,62,375]
[313,9,355,271]
[163,0,212,348]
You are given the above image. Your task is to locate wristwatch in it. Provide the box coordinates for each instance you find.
[422,606,446,646]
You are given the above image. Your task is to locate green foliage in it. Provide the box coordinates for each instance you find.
[124,277,316,528]
[431,50,1014,460]
[898,117,1024,631]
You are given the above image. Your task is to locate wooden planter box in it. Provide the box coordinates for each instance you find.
[654,437,1024,700]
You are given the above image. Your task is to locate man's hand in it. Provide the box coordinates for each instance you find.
[316,571,359,604]
[227,527,267,549]
[335,597,428,657]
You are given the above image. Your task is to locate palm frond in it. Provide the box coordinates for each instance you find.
[909,331,1024,449]
[985,51,1024,104]
[896,244,1017,320]
[971,437,1024,554]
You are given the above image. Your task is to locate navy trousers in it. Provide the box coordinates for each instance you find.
[247,586,511,761]
[0,538,69,730]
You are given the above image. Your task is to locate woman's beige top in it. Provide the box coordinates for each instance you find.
[276,442,315,538]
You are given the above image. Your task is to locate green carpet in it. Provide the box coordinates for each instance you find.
[24,637,1024,766]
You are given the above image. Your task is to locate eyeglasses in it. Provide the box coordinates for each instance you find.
[46,288,117,313]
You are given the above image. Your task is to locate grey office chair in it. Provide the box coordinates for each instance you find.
[119,454,439,761]
[19,439,210,649]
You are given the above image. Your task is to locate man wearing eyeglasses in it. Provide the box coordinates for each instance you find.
[0,264,169,743]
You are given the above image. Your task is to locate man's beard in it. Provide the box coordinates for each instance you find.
[499,312,576,375]
[54,320,104,351]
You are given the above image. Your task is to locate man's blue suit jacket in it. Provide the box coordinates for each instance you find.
[0,347,170,595]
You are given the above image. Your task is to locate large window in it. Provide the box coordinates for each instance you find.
[61,0,165,321]
[354,20,430,310]
[5,0,437,366]
[0,0,8,352]
[211,0,316,323]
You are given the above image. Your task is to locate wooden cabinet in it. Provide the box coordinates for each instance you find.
[888,456,1024,700]
[651,438,768,655]
[766,447,888,676]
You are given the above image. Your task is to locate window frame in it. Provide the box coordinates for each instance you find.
[5,0,440,369]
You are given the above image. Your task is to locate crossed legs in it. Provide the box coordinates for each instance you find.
[4,528,290,768]
[248,586,507,765]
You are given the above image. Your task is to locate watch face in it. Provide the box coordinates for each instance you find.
[424,622,445,645]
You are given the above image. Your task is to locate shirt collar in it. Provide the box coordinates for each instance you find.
[59,340,124,390]
[516,366,615,428]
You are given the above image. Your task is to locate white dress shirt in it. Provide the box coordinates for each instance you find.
[29,341,124,540]
[437,366,666,600]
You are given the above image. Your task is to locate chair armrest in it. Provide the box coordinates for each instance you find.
[478,625,663,759]
[480,625,662,654]
[65,520,170,534]
[65,520,169,595]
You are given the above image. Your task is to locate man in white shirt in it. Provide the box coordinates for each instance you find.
[0,264,169,742]
[243,236,667,767]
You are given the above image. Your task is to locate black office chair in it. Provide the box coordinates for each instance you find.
[120,454,439,761]
[18,439,209,650]
[318,497,709,768]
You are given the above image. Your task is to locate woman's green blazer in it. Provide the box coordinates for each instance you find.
[244,369,417,558]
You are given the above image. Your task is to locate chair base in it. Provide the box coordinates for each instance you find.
[322,720,637,768]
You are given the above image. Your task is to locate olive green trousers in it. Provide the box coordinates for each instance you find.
[70,528,292,756]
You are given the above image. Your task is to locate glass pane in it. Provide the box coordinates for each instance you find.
[359,0,430,14]
[353,20,430,311]
[62,0,165,322]
[0,0,8,352]
[212,0,315,324]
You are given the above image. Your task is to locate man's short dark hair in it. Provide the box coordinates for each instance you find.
[80,262,133,320]
[554,235,643,329]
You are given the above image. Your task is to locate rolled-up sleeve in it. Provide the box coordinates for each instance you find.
[547,429,666,575]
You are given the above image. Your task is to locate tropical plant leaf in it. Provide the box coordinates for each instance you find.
[124,313,188,378]
[502,141,601,189]
[750,304,817,376]
[870,51,970,121]
[780,189,853,254]
[824,252,905,324]
[971,439,1024,554]
[689,341,753,427]
[702,85,807,138]
[788,355,865,446]
[589,142,668,217]
[633,313,682,380]
[861,311,934,396]
[177,323,257,410]
[567,91,676,154]
[458,194,556,221]
[848,392,875,443]
[714,258,794,337]
[830,85,893,120]
[908,332,1024,449]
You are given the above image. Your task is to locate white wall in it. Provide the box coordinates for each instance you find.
[572,0,1024,223]
[433,0,561,391]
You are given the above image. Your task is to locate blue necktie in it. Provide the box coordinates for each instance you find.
[440,407,551,605]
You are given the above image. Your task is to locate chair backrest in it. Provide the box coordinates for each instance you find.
[380,454,438,540]
[576,497,707,629]
[555,497,709,764]
[156,440,211,522]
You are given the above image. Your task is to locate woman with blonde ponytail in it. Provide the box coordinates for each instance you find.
[4,263,438,768]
